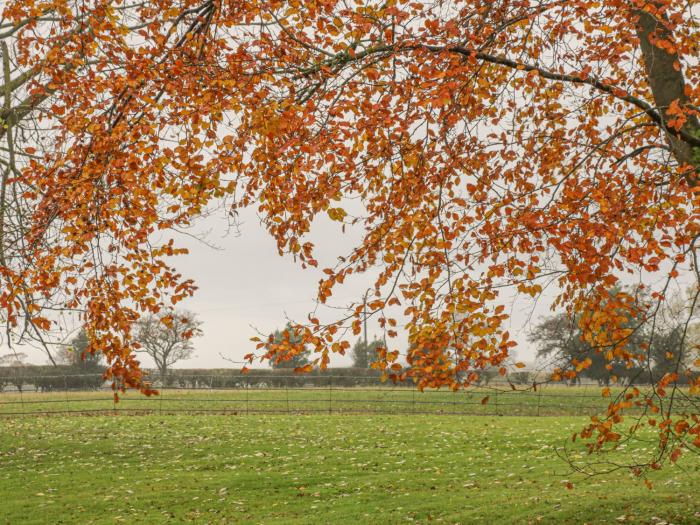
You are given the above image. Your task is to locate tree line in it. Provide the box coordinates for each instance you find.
[3,291,697,392]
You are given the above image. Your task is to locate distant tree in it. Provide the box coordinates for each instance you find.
[475,367,499,386]
[350,339,383,369]
[510,371,533,386]
[0,352,28,392]
[0,352,27,367]
[647,288,699,383]
[135,311,202,382]
[647,321,697,384]
[267,324,311,370]
[57,330,104,370]
[687,323,700,376]
[650,326,684,381]
[531,314,592,385]
[529,313,645,386]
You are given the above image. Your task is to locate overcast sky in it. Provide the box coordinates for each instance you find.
[148,204,552,370]
[19,195,690,373]
[168,206,369,369]
[11,202,558,369]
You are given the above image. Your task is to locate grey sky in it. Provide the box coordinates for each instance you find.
[13,202,557,370]
[155,205,549,370]
[169,206,367,369]
[14,197,684,371]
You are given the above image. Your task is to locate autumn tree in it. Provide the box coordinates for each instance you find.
[230,0,700,474]
[135,311,202,382]
[0,0,225,391]
[2,0,700,474]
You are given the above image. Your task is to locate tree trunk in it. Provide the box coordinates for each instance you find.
[635,6,700,179]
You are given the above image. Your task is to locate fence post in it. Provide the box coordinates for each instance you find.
[19,376,25,413]
[328,375,332,414]
[64,374,69,413]
[537,387,542,417]
[286,383,290,414]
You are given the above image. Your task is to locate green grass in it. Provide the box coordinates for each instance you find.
[1,414,699,524]
[3,384,689,416]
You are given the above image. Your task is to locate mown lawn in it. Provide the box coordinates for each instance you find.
[1,414,699,524]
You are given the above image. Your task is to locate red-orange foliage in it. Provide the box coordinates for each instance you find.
[1,0,699,471]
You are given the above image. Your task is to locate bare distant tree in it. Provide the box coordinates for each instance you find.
[135,311,202,382]
[0,352,27,367]
[0,352,28,392]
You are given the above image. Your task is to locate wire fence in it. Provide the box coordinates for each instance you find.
[3,373,695,418]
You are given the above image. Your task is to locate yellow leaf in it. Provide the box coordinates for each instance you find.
[327,207,347,222]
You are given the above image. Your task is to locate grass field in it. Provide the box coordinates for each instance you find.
[2,387,699,524]
[1,414,700,524]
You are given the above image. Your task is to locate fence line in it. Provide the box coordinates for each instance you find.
[1,373,694,418]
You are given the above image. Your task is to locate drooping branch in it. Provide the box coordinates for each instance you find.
[293,40,700,151]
